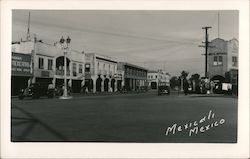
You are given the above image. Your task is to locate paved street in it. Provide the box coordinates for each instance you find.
[11,91,237,143]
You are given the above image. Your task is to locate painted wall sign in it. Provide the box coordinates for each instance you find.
[12,52,32,76]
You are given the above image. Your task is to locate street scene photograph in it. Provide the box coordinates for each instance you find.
[11,10,238,143]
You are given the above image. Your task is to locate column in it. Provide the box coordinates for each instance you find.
[32,77,36,83]
[92,77,96,93]
[108,78,111,92]
[133,79,136,90]
[28,77,32,87]
[130,78,132,90]
[115,79,118,92]
[101,77,104,92]
[52,77,56,88]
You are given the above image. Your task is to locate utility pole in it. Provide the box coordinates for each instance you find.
[26,12,31,41]
[199,26,212,78]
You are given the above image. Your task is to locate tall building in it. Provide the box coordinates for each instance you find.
[208,38,238,85]
[11,38,85,95]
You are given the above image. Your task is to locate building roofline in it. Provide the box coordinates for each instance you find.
[120,62,148,71]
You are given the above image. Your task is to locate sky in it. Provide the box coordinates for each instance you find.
[12,10,238,77]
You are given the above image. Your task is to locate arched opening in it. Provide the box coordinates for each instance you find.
[56,56,70,76]
[84,79,93,92]
[151,82,157,89]
[96,76,102,92]
[111,79,115,92]
[117,80,122,91]
[104,78,109,92]
[211,75,225,94]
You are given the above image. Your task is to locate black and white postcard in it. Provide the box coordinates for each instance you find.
[1,0,249,158]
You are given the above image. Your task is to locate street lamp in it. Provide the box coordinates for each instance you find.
[59,36,72,99]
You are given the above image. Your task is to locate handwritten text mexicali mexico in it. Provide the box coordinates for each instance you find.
[165,110,225,136]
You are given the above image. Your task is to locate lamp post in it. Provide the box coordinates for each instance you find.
[59,36,72,99]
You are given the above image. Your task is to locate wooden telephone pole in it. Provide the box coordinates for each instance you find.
[199,26,212,78]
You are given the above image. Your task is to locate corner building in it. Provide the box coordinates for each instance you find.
[208,38,238,85]
[11,38,85,93]
[84,53,119,93]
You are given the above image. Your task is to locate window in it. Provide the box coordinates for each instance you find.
[79,64,83,73]
[218,56,223,65]
[213,56,223,66]
[73,63,77,76]
[213,56,218,65]
[48,59,53,70]
[85,63,90,72]
[39,57,44,69]
[155,75,157,79]
[232,56,237,67]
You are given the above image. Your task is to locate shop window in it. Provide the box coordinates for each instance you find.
[232,56,237,67]
[39,57,44,69]
[73,63,77,76]
[48,59,53,70]
[79,64,83,73]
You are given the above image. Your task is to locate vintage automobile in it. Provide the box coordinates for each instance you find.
[18,82,54,100]
[158,85,170,95]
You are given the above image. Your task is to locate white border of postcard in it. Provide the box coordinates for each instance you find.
[1,0,249,158]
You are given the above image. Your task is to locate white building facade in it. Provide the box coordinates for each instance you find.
[84,53,120,93]
[147,70,170,89]
[11,38,85,93]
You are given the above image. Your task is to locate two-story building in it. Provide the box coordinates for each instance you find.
[118,62,148,91]
[84,53,119,93]
[11,37,85,94]
[208,38,238,85]
[147,70,171,89]
[11,51,33,95]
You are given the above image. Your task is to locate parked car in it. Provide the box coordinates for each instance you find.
[158,85,170,95]
[18,82,54,100]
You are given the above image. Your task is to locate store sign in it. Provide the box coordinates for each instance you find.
[12,52,32,76]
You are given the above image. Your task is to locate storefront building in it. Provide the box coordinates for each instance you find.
[147,70,171,89]
[11,38,85,93]
[118,62,148,91]
[208,38,238,84]
[84,53,119,93]
[11,52,32,95]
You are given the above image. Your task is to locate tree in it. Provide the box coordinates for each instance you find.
[190,73,200,81]
[180,70,189,79]
[189,73,201,93]
[170,76,179,89]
